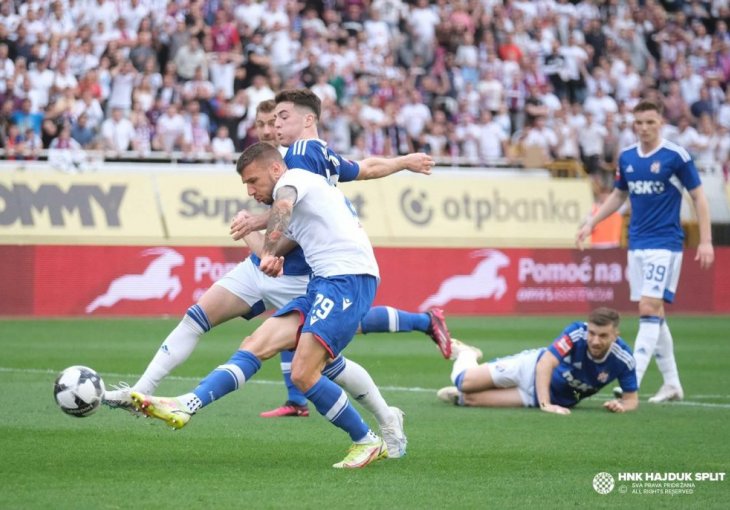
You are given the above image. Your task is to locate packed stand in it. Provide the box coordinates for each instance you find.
[0,0,728,185]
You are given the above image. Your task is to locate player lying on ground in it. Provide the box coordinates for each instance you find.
[437,307,639,414]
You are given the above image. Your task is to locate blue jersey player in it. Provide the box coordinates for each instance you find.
[436,307,639,414]
[577,100,714,403]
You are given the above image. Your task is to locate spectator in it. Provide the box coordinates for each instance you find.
[70,113,95,148]
[477,109,508,162]
[100,106,135,153]
[397,89,432,142]
[11,98,43,135]
[107,60,137,113]
[520,115,558,164]
[130,109,152,155]
[154,103,186,153]
[49,123,87,173]
[211,125,235,164]
[579,111,609,191]
[174,36,208,81]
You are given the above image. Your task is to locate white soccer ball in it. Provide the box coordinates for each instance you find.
[53,365,106,417]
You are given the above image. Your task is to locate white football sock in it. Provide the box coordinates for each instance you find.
[451,350,479,386]
[133,314,205,394]
[654,320,681,388]
[331,358,393,427]
[633,316,662,387]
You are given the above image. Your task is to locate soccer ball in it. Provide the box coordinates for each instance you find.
[53,365,106,417]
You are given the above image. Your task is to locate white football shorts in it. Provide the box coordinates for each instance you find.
[486,348,543,407]
[214,257,310,311]
[627,249,683,303]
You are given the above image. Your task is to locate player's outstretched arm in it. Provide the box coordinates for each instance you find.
[603,391,639,413]
[355,152,435,180]
[576,188,628,250]
[688,186,715,269]
[535,352,571,415]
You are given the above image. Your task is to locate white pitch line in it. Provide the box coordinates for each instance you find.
[2,366,436,393]
[6,366,730,408]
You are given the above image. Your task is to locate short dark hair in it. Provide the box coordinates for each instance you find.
[633,100,663,116]
[235,141,283,175]
[274,89,321,119]
[588,307,620,328]
[257,99,276,115]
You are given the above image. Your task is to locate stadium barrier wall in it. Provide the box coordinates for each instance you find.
[1,245,728,317]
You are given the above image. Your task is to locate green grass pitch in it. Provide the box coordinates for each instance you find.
[1,315,728,509]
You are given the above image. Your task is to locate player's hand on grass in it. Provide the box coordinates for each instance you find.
[230,210,268,240]
[404,153,435,175]
[695,241,715,269]
[259,254,284,277]
[541,403,571,415]
[603,399,627,413]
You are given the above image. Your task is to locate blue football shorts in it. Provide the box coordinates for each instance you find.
[273,274,378,358]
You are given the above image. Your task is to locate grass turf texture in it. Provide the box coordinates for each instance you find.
[1,315,728,509]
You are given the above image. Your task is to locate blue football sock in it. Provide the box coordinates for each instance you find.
[321,355,346,380]
[360,306,430,334]
[193,350,261,407]
[305,376,369,442]
[280,350,307,406]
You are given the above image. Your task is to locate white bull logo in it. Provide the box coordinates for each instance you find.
[85,248,185,313]
[419,249,510,311]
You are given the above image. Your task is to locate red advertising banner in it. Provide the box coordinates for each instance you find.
[1,245,728,316]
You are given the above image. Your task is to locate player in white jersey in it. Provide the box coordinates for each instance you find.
[132,143,388,468]
[436,308,639,414]
[576,100,714,403]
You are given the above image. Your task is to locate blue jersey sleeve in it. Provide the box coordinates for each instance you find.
[283,140,360,183]
[617,367,638,393]
[336,155,360,182]
[675,153,702,191]
[615,152,629,191]
[546,321,583,360]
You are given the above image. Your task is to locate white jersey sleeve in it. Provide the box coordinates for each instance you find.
[273,169,379,279]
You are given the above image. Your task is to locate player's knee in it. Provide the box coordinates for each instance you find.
[638,299,663,317]
[240,334,276,360]
[290,367,317,392]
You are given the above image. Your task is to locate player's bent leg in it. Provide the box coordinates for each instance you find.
[457,364,498,393]
[105,286,255,410]
[240,313,300,361]
[136,316,296,426]
[357,306,452,359]
[460,388,526,408]
[196,284,256,326]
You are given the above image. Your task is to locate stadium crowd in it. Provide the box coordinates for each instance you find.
[0,0,729,190]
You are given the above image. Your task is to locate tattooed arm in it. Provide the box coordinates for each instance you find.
[259,185,298,276]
